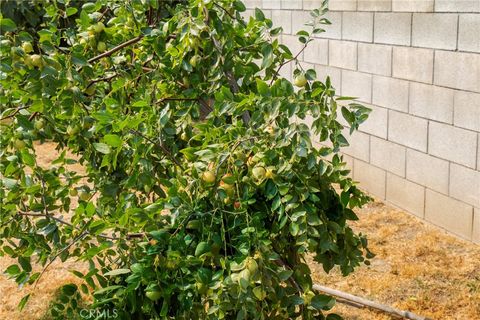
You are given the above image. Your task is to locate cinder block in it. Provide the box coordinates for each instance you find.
[372,75,409,112]
[358,43,392,76]
[386,173,425,217]
[454,91,480,131]
[409,83,454,124]
[425,189,474,240]
[343,130,371,162]
[341,70,372,103]
[303,39,329,65]
[262,0,281,9]
[435,0,480,12]
[328,0,358,11]
[458,14,480,53]
[412,13,458,50]
[429,121,478,168]
[358,0,392,11]
[315,65,342,93]
[315,12,343,39]
[329,40,357,70]
[281,0,302,9]
[243,0,262,9]
[406,149,449,194]
[393,47,434,84]
[354,159,387,199]
[374,12,412,46]
[291,10,312,35]
[392,0,434,12]
[342,12,374,42]
[449,164,480,208]
[271,10,292,35]
[359,104,388,139]
[434,50,480,92]
[371,137,406,176]
[303,0,325,9]
[281,34,304,61]
[388,111,428,152]
[474,208,480,243]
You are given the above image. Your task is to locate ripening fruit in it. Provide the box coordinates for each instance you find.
[79,191,90,201]
[34,119,45,130]
[69,188,78,197]
[13,139,26,150]
[93,22,105,33]
[202,170,216,184]
[22,42,33,53]
[252,166,266,180]
[145,289,162,301]
[234,201,241,209]
[189,55,200,67]
[79,38,87,45]
[97,41,106,52]
[30,54,43,68]
[293,74,307,87]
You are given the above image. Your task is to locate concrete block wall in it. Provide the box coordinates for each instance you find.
[243,0,480,242]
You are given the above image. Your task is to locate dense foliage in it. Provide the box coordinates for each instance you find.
[0,0,372,318]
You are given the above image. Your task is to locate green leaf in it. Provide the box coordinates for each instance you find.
[93,143,111,154]
[104,269,131,276]
[195,242,211,257]
[66,7,78,16]
[18,294,30,311]
[103,134,122,148]
[311,294,335,310]
[0,18,17,32]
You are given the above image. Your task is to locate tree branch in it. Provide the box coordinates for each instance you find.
[129,129,184,170]
[88,35,144,64]
[270,42,308,86]
[0,106,30,121]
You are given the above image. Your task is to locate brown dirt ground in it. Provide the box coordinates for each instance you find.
[1,142,479,319]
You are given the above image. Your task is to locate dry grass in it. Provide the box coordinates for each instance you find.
[311,201,480,320]
[1,142,479,319]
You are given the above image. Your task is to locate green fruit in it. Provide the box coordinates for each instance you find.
[69,188,78,197]
[22,42,33,53]
[93,22,105,33]
[34,119,45,130]
[79,191,90,201]
[14,139,26,150]
[293,74,307,87]
[180,132,188,141]
[97,41,106,52]
[145,290,162,301]
[189,55,200,67]
[30,54,43,68]
[85,84,96,96]
[252,166,266,180]
[66,125,79,136]
[24,55,33,67]
[202,170,216,184]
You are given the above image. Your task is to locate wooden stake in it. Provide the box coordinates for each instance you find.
[313,284,433,320]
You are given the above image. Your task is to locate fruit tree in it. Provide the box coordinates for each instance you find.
[0,0,373,318]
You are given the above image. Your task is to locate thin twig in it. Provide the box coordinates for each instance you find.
[270,42,308,86]
[0,106,30,121]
